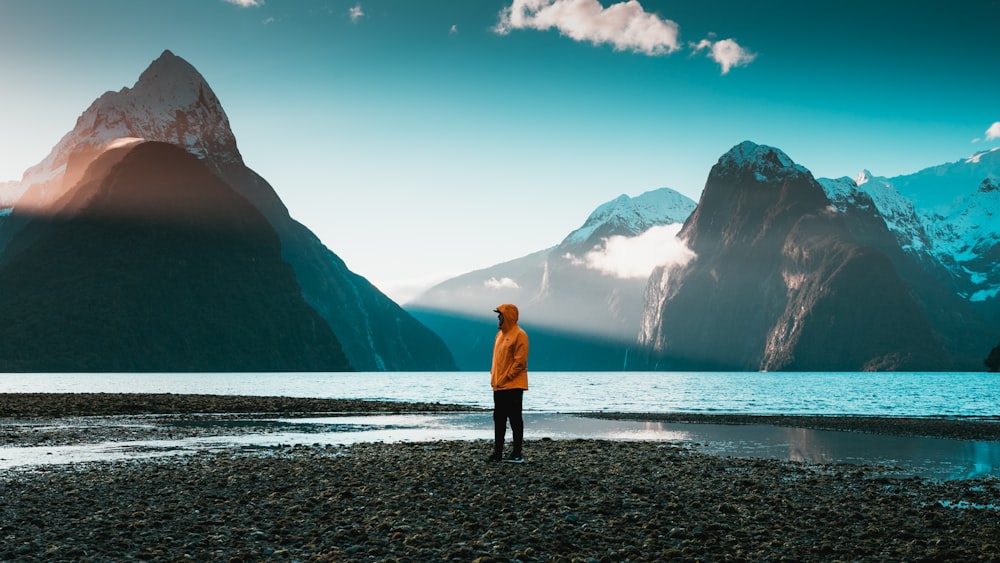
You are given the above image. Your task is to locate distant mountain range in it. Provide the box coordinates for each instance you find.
[0,50,455,372]
[408,188,696,370]
[412,141,999,371]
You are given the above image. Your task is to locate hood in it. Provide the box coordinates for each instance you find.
[495,303,519,331]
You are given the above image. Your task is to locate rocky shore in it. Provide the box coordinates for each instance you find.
[1,439,997,561]
[2,394,999,561]
[0,393,478,418]
[1,393,484,447]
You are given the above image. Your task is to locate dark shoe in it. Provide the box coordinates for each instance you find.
[503,455,525,464]
[486,454,502,463]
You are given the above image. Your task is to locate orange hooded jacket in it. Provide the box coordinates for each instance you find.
[491,303,529,391]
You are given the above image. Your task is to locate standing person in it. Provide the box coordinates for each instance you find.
[488,303,529,463]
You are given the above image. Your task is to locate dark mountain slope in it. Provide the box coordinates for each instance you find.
[0,50,456,372]
[212,161,457,371]
[640,142,947,371]
[0,142,351,372]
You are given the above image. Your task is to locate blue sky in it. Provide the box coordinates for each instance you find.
[1,0,998,302]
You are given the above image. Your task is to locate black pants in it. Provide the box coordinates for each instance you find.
[493,389,524,457]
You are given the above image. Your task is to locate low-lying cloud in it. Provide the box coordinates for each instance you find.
[495,0,754,74]
[484,276,521,289]
[567,223,695,279]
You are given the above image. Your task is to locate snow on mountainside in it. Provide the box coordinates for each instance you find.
[819,153,1000,305]
[819,171,932,254]
[51,49,238,165]
[923,178,1000,301]
[716,140,810,181]
[0,50,238,214]
[561,187,696,249]
[889,146,1000,210]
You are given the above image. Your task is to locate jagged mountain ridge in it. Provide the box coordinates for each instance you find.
[0,50,455,371]
[413,139,997,372]
[889,146,1000,210]
[819,154,1000,309]
[640,141,989,371]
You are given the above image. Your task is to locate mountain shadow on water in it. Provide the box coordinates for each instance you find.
[0,142,351,372]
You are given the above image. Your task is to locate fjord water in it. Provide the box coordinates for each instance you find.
[4,372,999,479]
[3,371,997,417]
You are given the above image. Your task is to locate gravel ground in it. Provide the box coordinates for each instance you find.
[2,440,999,562]
[2,393,999,561]
[0,393,479,418]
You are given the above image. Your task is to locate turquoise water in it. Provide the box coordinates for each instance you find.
[2,371,997,417]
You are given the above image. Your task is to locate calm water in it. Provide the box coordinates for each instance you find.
[3,372,1000,479]
[2,371,998,417]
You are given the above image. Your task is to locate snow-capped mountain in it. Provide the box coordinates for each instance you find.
[889,146,1000,210]
[818,151,1000,308]
[923,178,1000,302]
[408,187,696,370]
[561,188,695,249]
[0,50,455,371]
[2,50,238,218]
[641,141,971,371]
[714,139,811,181]
[819,171,933,254]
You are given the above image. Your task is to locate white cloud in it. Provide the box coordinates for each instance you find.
[495,0,681,56]
[986,122,1000,141]
[692,37,756,74]
[349,3,364,23]
[569,224,695,279]
[484,276,521,289]
[224,0,264,7]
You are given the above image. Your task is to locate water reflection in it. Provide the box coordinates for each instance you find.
[671,422,1000,481]
[2,413,998,481]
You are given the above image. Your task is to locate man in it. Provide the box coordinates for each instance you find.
[489,303,529,463]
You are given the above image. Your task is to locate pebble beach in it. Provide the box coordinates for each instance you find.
[2,393,999,561]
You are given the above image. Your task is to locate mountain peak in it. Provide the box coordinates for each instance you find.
[855,169,874,186]
[716,141,810,181]
[14,50,242,196]
[130,50,211,108]
[79,49,239,162]
[560,187,696,249]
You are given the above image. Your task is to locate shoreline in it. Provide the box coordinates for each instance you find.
[0,392,482,418]
[4,392,999,442]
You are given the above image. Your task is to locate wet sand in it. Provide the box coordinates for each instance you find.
[2,393,999,561]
